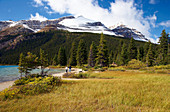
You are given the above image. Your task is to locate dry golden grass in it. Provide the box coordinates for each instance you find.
[0,71,169,112]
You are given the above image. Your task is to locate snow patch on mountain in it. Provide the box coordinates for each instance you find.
[60,27,116,35]
[9,22,18,27]
[59,16,95,28]
[58,16,113,34]
[22,24,37,32]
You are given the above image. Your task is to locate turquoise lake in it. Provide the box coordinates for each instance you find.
[0,65,64,82]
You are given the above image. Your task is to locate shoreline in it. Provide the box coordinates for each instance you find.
[0,71,66,92]
[0,81,15,91]
[0,68,80,91]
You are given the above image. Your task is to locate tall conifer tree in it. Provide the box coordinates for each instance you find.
[128,37,137,61]
[39,49,48,75]
[69,41,77,66]
[18,53,25,78]
[143,41,151,62]
[52,54,58,65]
[96,33,109,67]
[76,39,87,66]
[137,48,141,61]
[109,51,114,64]
[146,44,154,66]
[116,40,123,65]
[88,41,97,67]
[158,29,169,65]
[58,47,67,66]
[120,43,127,65]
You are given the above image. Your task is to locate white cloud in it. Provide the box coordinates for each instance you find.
[159,20,170,27]
[34,0,44,6]
[30,13,47,22]
[149,0,159,4]
[149,0,156,4]
[147,13,157,28]
[33,0,157,43]
[44,6,49,10]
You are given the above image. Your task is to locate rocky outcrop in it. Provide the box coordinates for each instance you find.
[111,25,147,41]
[0,25,34,37]
[0,16,75,32]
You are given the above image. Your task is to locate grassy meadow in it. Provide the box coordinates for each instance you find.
[0,71,170,112]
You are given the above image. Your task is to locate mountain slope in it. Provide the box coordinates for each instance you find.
[0,30,148,64]
[111,25,147,41]
[0,16,148,41]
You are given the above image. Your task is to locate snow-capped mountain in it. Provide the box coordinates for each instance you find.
[58,16,116,35]
[0,16,148,41]
[111,24,147,41]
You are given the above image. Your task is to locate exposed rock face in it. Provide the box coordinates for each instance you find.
[111,25,147,41]
[0,25,34,37]
[0,21,12,31]
[86,22,104,26]
[0,16,75,32]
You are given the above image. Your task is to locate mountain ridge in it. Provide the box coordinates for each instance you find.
[0,16,148,41]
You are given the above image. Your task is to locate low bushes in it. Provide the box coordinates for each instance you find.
[108,66,125,71]
[63,73,90,79]
[0,74,61,100]
[127,59,146,69]
[153,64,170,69]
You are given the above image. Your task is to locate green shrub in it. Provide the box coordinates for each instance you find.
[63,73,89,79]
[108,67,125,71]
[154,64,170,69]
[1,75,61,100]
[0,88,20,100]
[63,73,75,78]
[82,67,88,71]
[94,66,99,69]
[127,59,146,69]
[75,73,89,78]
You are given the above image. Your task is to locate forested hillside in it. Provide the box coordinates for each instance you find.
[0,30,148,64]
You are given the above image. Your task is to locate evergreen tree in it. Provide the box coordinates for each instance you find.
[24,52,38,76]
[146,44,154,67]
[96,33,109,67]
[120,43,127,65]
[69,41,77,66]
[39,49,48,75]
[109,51,114,64]
[167,44,170,64]
[137,48,141,61]
[58,47,67,66]
[143,41,151,62]
[76,39,87,66]
[88,41,97,67]
[139,47,144,60]
[128,37,137,61]
[158,29,169,65]
[116,40,123,65]
[52,54,57,65]
[18,53,25,78]
[113,51,118,63]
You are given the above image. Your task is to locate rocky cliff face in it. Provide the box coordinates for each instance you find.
[111,25,147,41]
[0,16,74,32]
[0,21,12,31]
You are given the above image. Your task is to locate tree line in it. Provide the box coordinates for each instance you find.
[51,33,109,67]
[112,29,169,66]
[18,29,169,74]
[51,29,169,67]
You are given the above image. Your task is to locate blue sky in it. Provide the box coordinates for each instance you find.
[0,0,169,43]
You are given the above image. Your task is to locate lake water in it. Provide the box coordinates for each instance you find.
[0,65,65,82]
